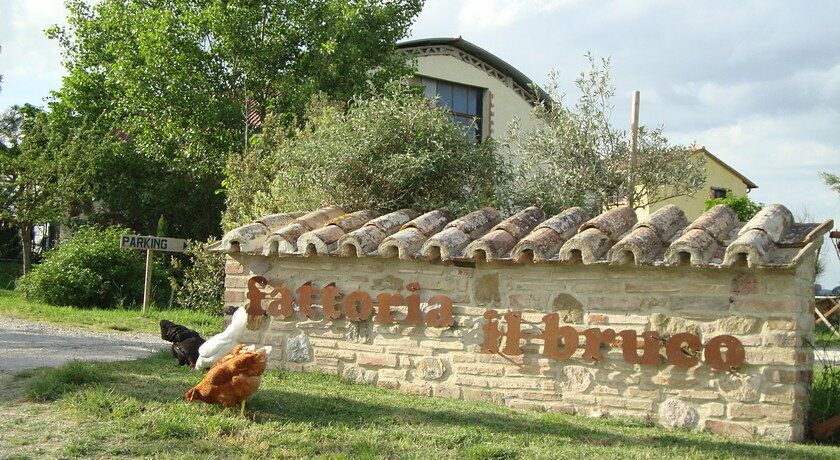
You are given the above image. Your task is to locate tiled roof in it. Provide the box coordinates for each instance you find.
[208,204,832,269]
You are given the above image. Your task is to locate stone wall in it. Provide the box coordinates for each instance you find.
[225,253,816,442]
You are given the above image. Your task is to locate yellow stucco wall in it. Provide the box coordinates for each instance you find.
[643,151,751,220]
[411,54,538,157]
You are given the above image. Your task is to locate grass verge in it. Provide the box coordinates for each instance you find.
[2,352,840,459]
[0,289,221,337]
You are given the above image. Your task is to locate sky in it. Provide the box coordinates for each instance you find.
[1,0,839,285]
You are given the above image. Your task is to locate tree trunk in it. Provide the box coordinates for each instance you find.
[19,223,33,276]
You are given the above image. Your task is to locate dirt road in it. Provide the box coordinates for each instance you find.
[0,317,166,372]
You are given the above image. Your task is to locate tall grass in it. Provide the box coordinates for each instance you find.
[24,361,108,402]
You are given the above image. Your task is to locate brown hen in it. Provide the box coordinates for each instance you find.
[185,344,272,416]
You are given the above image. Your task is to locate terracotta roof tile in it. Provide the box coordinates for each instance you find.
[211,203,832,269]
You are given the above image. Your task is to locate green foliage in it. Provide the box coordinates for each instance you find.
[45,0,423,239]
[224,83,511,228]
[812,365,840,439]
[17,225,169,308]
[0,260,21,290]
[24,361,107,402]
[704,191,763,222]
[171,238,225,316]
[507,55,706,215]
[821,171,840,194]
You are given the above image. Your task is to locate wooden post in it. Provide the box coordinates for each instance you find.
[142,248,153,314]
[628,90,640,208]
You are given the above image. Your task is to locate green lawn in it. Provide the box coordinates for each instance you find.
[816,323,840,348]
[1,353,838,459]
[0,289,221,337]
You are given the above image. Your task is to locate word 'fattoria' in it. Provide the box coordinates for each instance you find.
[246,276,453,327]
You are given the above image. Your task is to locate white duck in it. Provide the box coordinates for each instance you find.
[195,306,249,370]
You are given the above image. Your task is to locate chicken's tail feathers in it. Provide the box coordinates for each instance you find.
[230,306,248,330]
[257,346,273,357]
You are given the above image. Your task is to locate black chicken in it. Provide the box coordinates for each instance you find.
[160,320,205,367]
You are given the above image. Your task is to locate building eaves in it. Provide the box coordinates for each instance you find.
[695,146,759,190]
[397,36,553,106]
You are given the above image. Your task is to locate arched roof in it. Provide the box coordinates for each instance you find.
[397,37,553,105]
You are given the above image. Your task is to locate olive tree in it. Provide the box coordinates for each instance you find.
[224,83,511,228]
[506,54,706,216]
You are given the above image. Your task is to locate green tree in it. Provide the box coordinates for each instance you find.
[704,191,763,222]
[0,105,91,274]
[821,172,840,195]
[224,83,511,228]
[47,0,423,239]
[506,55,706,216]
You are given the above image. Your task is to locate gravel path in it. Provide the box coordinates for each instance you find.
[0,317,167,372]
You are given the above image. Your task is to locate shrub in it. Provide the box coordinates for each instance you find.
[17,225,169,308]
[223,83,511,229]
[171,238,225,316]
[704,191,763,222]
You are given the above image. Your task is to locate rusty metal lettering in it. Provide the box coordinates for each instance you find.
[480,310,504,354]
[581,328,616,362]
[424,295,454,327]
[343,291,374,321]
[704,335,746,371]
[321,283,343,320]
[374,293,402,324]
[541,313,579,360]
[665,332,702,369]
[242,276,747,369]
[245,276,269,316]
[295,283,318,319]
[400,282,424,325]
[266,285,294,318]
[619,330,662,365]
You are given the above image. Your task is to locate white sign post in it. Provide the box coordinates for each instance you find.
[120,235,188,314]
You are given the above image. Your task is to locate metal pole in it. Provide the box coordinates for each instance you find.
[143,248,153,314]
[628,90,640,208]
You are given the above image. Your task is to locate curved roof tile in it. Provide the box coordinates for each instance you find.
[213,203,831,269]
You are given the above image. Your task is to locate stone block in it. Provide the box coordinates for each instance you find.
[660,399,700,428]
[416,357,447,380]
[704,420,754,440]
[357,353,398,368]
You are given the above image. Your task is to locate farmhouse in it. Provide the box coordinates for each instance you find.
[210,202,831,441]
[399,37,758,219]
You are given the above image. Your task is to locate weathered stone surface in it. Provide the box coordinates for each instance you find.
[634,205,688,242]
[344,321,371,343]
[416,357,447,380]
[700,316,760,335]
[342,365,377,385]
[286,332,312,363]
[649,313,698,336]
[660,398,699,428]
[558,366,593,393]
[474,274,500,304]
[718,373,762,402]
[491,206,545,240]
[558,228,612,264]
[687,205,737,242]
[445,207,502,239]
[730,273,758,295]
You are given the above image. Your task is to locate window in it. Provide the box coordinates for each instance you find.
[710,187,730,199]
[419,77,484,141]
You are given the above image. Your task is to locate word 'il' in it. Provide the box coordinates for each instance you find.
[245,276,454,327]
[482,310,746,371]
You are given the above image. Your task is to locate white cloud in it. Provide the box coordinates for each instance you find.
[0,0,67,78]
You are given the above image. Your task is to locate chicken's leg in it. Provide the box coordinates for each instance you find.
[240,399,246,417]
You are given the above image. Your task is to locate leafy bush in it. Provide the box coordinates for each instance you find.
[17,225,169,308]
[172,238,225,316]
[223,83,511,229]
[704,191,763,222]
